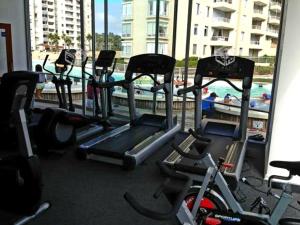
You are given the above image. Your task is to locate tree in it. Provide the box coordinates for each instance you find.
[95,33,121,51]
[48,33,60,52]
[65,36,73,49]
[86,33,92,50]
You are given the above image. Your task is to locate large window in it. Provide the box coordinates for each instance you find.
[159,22,168,37]
[148,0,169,16]
[147,22,156,37]
[122,42,132,57]
[122,2,132,19]
[122,23,132,37]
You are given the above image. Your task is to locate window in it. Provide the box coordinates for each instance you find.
[159,22,168,37]
[241,31,245,41]
[158,43,168,54]
[122,3,132,18]
[147,42,168,54]
[239,48,243,55]
[196,3,200,15]
[194,24,198,35]
[193,44,197,55]
[160,0,168,16]
[148,0,169,16]
[204,26,208,36]
[206,6,210,17]
[122,42,132,56]
[147,22,156,37]
[149,0,156,16]
[203,45,207,55]
[147,42,155,53]
[122,23,132,37]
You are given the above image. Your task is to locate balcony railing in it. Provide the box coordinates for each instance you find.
[214,0,233,4]
[211,36,229,41]
[253,9,263,14]
[267,28,279,34]
[213,17,231,23]
[251,40,260,45]
[269,16,280,21]
[122,15,132,20]
[270,1,281,8]
[252,25,262,30]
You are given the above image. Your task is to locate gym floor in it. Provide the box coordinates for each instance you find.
[1,139,300,225]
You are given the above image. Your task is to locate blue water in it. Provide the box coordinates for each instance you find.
[33,60,271,98]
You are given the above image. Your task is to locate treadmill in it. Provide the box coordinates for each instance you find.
[78,54,181,169]
[164,56,254,188]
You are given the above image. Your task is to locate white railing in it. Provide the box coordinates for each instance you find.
[267,28,279,34]
[270,1,281,8]
[213,17,231,23]
[214,0,233,4]
[253,9,263,14]
[269,16,280,21]
[252,25,262,30]
[211,36,229,41]
[251,40,260,45]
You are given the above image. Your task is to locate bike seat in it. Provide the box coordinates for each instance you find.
[280,218,300,225]
[270,161,300,176]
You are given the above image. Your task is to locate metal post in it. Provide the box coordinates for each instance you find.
[171,0,178,112]
[80,0,86,115]
[181,0,193,131]
[104,0,108,50]
[24,0,32,71]
[152,0,160,114]
[91,0,96,70]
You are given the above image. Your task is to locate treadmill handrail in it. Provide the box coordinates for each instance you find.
[171,143,208,161]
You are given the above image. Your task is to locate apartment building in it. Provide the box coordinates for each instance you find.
[29,0,91,50]
[121,0,281,59]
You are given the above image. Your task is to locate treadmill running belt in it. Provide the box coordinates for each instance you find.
[89,125,161,158]
[174,135,233,175]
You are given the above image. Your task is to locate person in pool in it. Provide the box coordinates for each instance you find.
[262,93,271,104]
[201,92,218,118]
[224,93,231,104]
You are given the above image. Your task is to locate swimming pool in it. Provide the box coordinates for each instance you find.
[33,60,272,99]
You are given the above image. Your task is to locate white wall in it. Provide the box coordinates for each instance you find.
[267,0,300,185]
[0,0,28,70]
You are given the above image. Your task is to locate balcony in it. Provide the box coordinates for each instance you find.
[250,40,263,49]
[122,15,133,21]
[211,36,232,46]
[266,28,279,38]
[268,16,280,25]
[211,17,234,29]
[251,25,264,35]
[270,1,282,12]
[212,0,236,12]
[253,0,268,6]
[253,9,266,21]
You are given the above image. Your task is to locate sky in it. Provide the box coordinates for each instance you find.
[95,0,122,34]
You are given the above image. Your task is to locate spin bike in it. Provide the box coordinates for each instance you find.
[124,132,300,225]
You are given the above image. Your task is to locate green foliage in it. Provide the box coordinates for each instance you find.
[254,66,274,75]
[95,33,121,51]
[48,33,60,51]
[176,57,199,68]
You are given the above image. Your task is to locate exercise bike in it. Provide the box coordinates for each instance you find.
[124,131,300,225]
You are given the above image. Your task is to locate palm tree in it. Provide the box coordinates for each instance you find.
[86,33,92,50]
[48,33,60,52]
[65,36,73,49]
[61,33,67,49]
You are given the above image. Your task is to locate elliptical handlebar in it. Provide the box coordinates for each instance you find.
[42,54,54,75]
[151,83,165,93]
[108,58,117,77]
[177,85,196,96]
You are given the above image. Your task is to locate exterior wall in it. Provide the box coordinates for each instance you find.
[0,0,28,70]
[29,0,91,50]
[122,0,281,59]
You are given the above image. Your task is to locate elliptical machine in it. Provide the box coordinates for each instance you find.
[35,50,117,152]
[0,71,50,224]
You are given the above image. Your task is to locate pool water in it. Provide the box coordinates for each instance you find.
[33,60,272,99]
